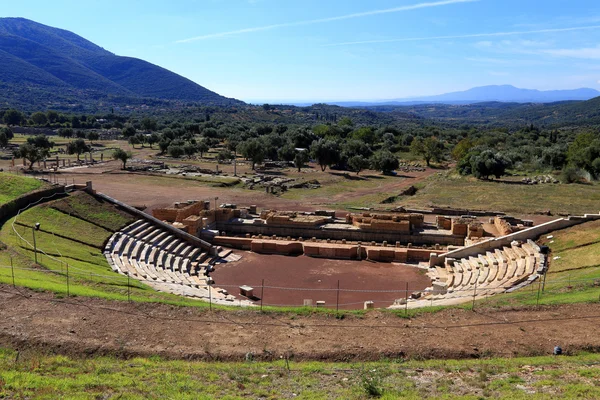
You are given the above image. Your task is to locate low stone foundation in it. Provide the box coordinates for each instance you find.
[213,236,444,262]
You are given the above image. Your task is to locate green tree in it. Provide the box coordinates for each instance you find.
[30,112,48,126]
[141,117,158,132]
[15,135,54,170]
[370,150,399,174]
[310,139,340,171]
[0,127,13,141]
[121,125,136,138]
[167,145,185,158]
[451,138,474,162]
[238,138,265,170]
[27,135,54,150]
[294,150,309,172]
[278,142,297,162]
[411,137,444,166]
[66,138,91,162]
[348,155,370,175]
[147,133,160,149]
[46,110,59,123]
[197,139,209,158]
[112,148,132,170]
[567,133,600,176]
[3,109,24,126]
[86,131,99,144]
[58,128,74,138]
[129,133,146,148]
[158,139,170,154]
[183,142,197,158]
[469,150,511,180]
[0,131,8,148]
[217,149,233,162]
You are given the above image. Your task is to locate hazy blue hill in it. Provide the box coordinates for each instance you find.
[0,17,242,107]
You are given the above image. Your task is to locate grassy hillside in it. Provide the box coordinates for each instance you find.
[1,347,599,399]
[0,173,44,206]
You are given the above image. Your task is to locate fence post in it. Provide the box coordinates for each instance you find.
[208,284,212,311]
[536,278,542,307]
[66,263,70,297]
[260,279,264,312]
[127,273,131,302]
[404,282,409,316]
[472,270,480,310]
[336,280,340,313]
[542,271,547,293]
[11,256,15,287]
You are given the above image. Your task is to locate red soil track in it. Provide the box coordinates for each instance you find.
[211,253,431,309]
[2,285,600,361]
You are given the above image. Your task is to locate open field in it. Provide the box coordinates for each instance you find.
[399,172,600,216]
[2,347,600,399]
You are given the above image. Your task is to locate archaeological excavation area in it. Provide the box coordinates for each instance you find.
[89,194,592,310]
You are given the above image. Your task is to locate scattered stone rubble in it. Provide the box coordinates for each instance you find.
[522,175,559,184]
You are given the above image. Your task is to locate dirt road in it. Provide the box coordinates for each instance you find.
[1,285,599,361]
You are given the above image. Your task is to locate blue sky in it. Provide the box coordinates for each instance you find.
[3,0,600,102]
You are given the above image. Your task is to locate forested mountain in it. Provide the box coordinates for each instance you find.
[362,96,600,128]
[0,18,242,109]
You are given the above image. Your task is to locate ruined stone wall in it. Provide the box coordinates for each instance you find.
[351,212,422,233]
[494,216,514,236]
[152,201,207,222]
[260,210,329,227]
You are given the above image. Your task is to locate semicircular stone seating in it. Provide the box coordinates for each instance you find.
[404,239,546,308]
[104,219,252,306]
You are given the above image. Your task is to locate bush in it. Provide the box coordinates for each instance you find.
[359,368,384,397]
[561,166,583,184]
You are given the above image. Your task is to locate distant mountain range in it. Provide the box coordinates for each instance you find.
[0,17,241,109]
[294,85,600,107]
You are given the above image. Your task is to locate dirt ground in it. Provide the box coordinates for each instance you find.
[1,284,600,361]
[41,156,436,213]
[211,253,431,309]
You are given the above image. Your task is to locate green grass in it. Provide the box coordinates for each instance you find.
[49,192,135,232]
[399,171,600,215]
[13,206,112,248]
[0,173,44,206]
[1,348,600,399]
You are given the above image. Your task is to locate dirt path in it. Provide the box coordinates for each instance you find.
[1,285,599,361]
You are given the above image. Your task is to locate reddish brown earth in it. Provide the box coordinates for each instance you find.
[1,285,600,361]
[211,253,431,309]
[54,161,438,213]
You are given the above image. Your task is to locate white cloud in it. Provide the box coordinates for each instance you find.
[541,46,600,60]
[176,0,478,43]
[323,24,600,47]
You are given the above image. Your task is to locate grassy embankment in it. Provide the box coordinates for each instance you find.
[0,173,44,206]
[1,347,600,399]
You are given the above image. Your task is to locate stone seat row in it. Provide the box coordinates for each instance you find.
[104,220,236,303]
[403,240,545,307]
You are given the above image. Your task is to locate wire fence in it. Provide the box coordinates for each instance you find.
[4,179,600,312]
[2,256,600,312]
